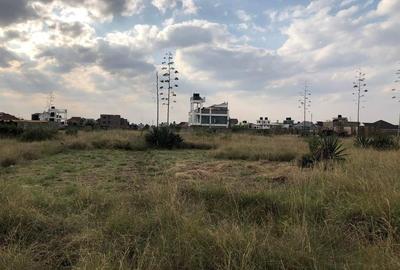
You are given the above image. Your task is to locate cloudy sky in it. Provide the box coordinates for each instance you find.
[0,0,399,124]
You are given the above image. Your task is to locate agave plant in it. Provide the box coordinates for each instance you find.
[354,136,372,148]
[300,136,346,168]
[313,136,347,162]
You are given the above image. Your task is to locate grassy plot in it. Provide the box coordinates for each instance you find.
[213,135,307,161]
[0,131,400,269]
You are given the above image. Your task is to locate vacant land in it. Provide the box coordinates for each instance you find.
[1,130,400,269]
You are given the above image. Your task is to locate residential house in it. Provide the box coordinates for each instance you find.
[256,117,271,129]
[188,93,230,128]
[363,120,399,136]
[320,115,358,136]
[98,114,130,129]
[283,117,295,128]
[32,106,68,127]
[67,117,85,126]
[229,118,238,127]
[294,121,317,132]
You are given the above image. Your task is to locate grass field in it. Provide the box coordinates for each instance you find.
[1,130,400,269]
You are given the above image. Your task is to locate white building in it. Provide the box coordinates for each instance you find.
[35,106,68,126]
[188,93,229,128]
[256,117,271,129]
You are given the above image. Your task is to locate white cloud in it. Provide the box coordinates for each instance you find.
[236,10,252,22]
[151,0,198,14]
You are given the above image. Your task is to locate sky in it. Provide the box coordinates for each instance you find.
[0,0,399,125]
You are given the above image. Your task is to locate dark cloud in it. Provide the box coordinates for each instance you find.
[0,0,141,27]
[4,30,23,40]
[57,22,86,37]
[0,0,36,26]
[97,42,155,76]
[0,47,19,67]
[162,25,214,48]
[181,45,297,90]
[38,41,155,76]
[0,68,62,93]
[38,45,97,72]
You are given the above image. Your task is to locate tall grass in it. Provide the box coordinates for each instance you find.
[0,132,400,268]
[213,135,307,162]
[0,130,146,167]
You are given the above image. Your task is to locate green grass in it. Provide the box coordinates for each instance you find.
[0,131,400,269]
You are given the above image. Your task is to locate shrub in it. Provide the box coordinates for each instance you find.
[181,142,214,150]
[0,124,23,138]
[19,128,58,142]
[354,136,372,148]
[0,157,17,167]
[67,141,89,150]
[299,135,346,168]
[92,139,111,149]
[370,135,398,150]
[354,135,399,151]
[112,140,134,150]
[65,128,78,136]
[145,127,183,149]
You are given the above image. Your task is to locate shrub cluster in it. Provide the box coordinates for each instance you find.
[19,128,58,142]
[145,127,183,149]
[0,124,58,142]
[65,127,79,136]
[299,135,346,168]
[0,124,23,138]
[355,135,399,151]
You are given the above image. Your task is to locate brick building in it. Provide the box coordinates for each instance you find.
[98,114,130,129]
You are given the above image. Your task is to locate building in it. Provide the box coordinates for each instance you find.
[32,106,68,127]
[283,117,295,128]
[98,114,130,129]
[229,118,239,127]
[67,117,85,126]
[320,115,358,136]
[294,121,317,132]
[363,120,399,136]
[256,117,271,129]
[188,93,230,128]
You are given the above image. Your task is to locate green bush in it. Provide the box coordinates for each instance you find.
[0,157,17,168]
[65,128,78,136]
[0,124,23,138]
[19,128,58,142]
[370,135,398,150]
[145,127,183,149]
[354,135,398,151]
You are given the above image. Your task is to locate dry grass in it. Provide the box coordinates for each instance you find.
[0,131,400,269]
[212,134,308,161]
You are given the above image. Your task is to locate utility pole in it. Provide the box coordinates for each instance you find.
[298,81,311,133]
[352,69,368,135]
[159,52,179,126]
